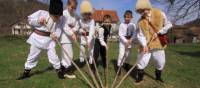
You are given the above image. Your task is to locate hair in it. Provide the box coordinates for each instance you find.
[67,0,78,6]
[124,10,133,18]
[103,14,112,22]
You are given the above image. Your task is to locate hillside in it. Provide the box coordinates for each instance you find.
[0,0,48,35]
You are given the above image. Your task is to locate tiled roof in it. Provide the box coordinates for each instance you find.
[92,9,120,23]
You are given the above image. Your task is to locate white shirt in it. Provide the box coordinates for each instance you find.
[79,19,95,45]
[118,22,147,48]
[27,10,62,49]
[147,11,173,34]
[60,9,79,44]
[95,26,107,47]
[159,12,173,34]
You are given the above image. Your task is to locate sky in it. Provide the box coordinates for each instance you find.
[38,0,168,23]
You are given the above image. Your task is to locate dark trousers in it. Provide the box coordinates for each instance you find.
[93,39,107,68]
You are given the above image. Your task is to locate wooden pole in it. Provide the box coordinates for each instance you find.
[82,34,104,88]
[74,40,100,88]
[114,37,155,88]
[111,46,128,88]
[44,23,94,88]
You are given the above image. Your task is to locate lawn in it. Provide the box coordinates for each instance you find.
[0,36,200,88]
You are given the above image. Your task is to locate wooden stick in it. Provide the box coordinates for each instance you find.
[115,38,154,88]
[90,48,104,88]
[83,34,104,88]
[115,60,139,88]
[60,25,99,88]
[111,46,128,88]
[44,23,94,88]
[105,41,109,88]
[74,41,100,88]
[57,40,95,88]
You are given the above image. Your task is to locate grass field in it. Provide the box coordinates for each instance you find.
[0,36,200,88]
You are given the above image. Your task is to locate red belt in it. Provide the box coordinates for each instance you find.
[34,30,50,36]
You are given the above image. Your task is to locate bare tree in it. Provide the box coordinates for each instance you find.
[151,0,200,25]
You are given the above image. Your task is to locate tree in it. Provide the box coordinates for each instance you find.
[152,0,200,25]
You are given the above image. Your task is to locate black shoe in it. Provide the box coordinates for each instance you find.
[123,63,131,71]
[135,69,144,83]
[79,61,86,68]
[90,64,96,74]
[114,66,121,76]
[64,66,76,79]
[16,69,31,80]
[155,69,164,83]
[56,69,65,79]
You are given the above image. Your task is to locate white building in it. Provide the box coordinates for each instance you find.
[12,22,32,36]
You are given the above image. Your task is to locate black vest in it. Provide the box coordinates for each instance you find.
[101,25,111,42]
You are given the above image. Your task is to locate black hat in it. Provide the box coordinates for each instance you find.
[49,0,63,16]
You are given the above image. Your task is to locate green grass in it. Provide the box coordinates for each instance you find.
[0,36,200,88]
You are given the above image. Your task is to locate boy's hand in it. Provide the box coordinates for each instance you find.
[82,31,87,36]
[38,17,47,25]
[126,39,132,47]
[50,33,57,41]
[152,33,158,40]
[88,43,91,49]
[142,46,149,54]
[72,33,77,42]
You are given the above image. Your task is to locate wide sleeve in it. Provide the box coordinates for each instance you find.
[28,10,42,27]
[78,20,84,34]
[88,20,95,44]
[158,12,173,34]
[71,19,80,32]
[137,26,147,47]
[131,24,138,40]
[54,22,62,38]
[98,28,107,47]
[62,16,74,36]
[118,24,128,44]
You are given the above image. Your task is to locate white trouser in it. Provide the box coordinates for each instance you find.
[117,43,132,66]
[25,45,61,70]
[137,49,166,70]
[79,44,86,62]
[79,36,90,63]
[61,43,73,68]
[88,41,95,64]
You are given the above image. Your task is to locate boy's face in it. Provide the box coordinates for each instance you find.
[103,19,112,26]
[124,14,132,23]
[138,9,150,16]
[82,13,92,20]
[67,4,77,14]
[50,15,61,22]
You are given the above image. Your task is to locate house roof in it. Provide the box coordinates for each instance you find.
[92,9,120,23]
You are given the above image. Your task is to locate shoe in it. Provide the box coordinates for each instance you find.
[56,69,65,79]
[79,61,86,68]
[134,69,144,85]
[64,67,76,79]
[155,69,164,83]
[114,65,121,76]
[16,69,31,80]
[123,63,131,71]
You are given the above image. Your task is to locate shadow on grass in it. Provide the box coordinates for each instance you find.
[144,72,156,80]
[174,51,200,58]
[30,65,54,77]
[110,59,138,80]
